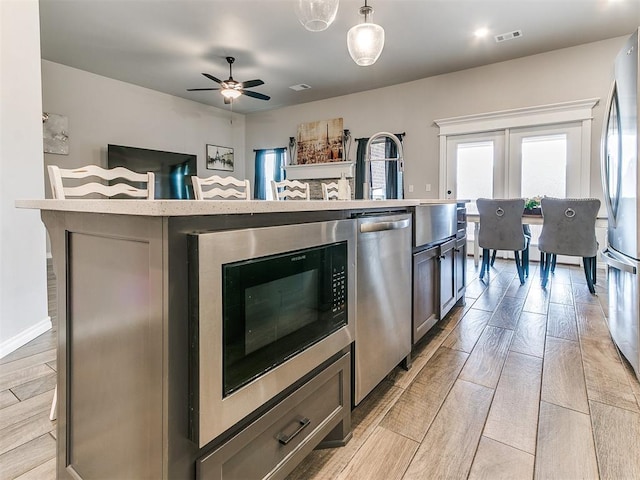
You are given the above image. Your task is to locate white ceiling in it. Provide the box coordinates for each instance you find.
[39,0,639,115]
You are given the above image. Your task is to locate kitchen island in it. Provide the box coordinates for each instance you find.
[16,198,460,480]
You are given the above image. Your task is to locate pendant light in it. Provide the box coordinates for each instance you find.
[347,0,385,66]
[295,0,339,32]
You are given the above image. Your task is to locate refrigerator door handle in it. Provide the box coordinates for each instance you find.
[600,80,619,228]
[601,249,637,274]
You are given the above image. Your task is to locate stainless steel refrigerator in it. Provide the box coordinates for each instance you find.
[601,28,640,381]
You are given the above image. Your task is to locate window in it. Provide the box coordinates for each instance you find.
[254,148,285,200]
[520,134,567,199]
[369,139,386,200]
[437,99,598,257]
[436,98,597,202]
[456,141,495,214]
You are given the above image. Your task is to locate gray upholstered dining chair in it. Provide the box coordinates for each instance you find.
[490,224,532,278]
[476,198,528,285]
[538,197,600,293]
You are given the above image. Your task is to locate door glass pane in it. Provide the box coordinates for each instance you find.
[521,134,567,198]
[457,141,494,214]
[521,134,567,246]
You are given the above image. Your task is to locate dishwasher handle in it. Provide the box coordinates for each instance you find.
[360,218,411,233]
[601,249,637,274]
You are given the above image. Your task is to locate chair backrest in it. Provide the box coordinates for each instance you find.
[191,174,250,200]
[48,164,155,199]
[538,197,600,257]
[322,181,352,201]
[271,179,310,200]
[476,198,527,251]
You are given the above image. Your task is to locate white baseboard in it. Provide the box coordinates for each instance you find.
[0,317,53,359]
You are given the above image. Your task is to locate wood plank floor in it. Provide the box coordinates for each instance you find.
[0,259,56,480]
[2,258,640,479]
[288,258,640,480]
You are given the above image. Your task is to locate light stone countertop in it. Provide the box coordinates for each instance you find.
[15,198,460,216]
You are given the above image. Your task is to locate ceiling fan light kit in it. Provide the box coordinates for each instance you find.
[187,56,270,104]
[221,88,242,100]
[295,0,340,32]
[347,2,385,66]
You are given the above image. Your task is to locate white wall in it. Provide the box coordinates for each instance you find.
[42,60,246,197]
[0,0,50,356]
[245,36,627,201]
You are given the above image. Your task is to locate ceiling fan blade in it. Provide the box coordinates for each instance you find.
[242,90,271,101]
[187,87,220,91]
[202,73,223,84]
[240,79,264,89]
[224,97,232,105]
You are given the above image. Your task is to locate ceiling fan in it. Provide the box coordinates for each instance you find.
[187,56,270,104]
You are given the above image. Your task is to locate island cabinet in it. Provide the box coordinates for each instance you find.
[411,202,467,345]
[16,198,430,480]
[454,202,468,302]
[412,245,439,342]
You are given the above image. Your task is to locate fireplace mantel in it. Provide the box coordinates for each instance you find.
[284,162,355,180]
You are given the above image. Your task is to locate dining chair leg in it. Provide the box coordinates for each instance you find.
[550,254,557,273]
[591,255,597,285]
[490,249,497,266]
[523,244,530,278]
[514,250,525,285]
[583,257,596,294]
[540,252,550,288]
[480,248,490,281]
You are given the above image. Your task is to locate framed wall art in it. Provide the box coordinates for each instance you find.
[206,144,234,171]
[295,118,344,165]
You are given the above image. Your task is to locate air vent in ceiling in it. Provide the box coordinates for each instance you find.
[495,30,523,43]
[289,83,312,91]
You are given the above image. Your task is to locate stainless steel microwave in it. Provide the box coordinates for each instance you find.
[188,219,356,448]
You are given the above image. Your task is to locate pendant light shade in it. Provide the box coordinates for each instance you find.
[347,2,384,66]
[295,0,339,32]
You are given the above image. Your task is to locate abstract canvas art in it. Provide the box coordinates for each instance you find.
[295,118,344,165]
[43,112,69,155]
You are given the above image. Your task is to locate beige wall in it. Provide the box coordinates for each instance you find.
[42,60,246,198]
[0,0,49,355]
[245,36,627,201]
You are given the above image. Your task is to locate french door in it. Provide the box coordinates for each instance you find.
[446,122,585,263]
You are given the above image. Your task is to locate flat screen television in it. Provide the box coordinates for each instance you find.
[107,144,197,199]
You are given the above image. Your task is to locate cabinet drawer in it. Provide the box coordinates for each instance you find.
[197,352,351,480]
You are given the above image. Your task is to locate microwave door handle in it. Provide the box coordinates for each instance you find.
[360,218,411,233]
[601,249,637,274]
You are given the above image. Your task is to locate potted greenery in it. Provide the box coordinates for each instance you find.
[524,196,542,215]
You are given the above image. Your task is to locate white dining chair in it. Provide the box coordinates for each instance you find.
[47,164,154,421]
[48,164,155,199]
[271,179,310,200]
[191,174,250,200]
[321,181,352,200]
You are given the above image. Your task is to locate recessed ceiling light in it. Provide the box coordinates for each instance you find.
[474,27,490,38]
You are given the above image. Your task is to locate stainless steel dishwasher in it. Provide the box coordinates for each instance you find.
[354,212,412,404]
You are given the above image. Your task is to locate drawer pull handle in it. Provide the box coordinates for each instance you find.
[276,416,310,445]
